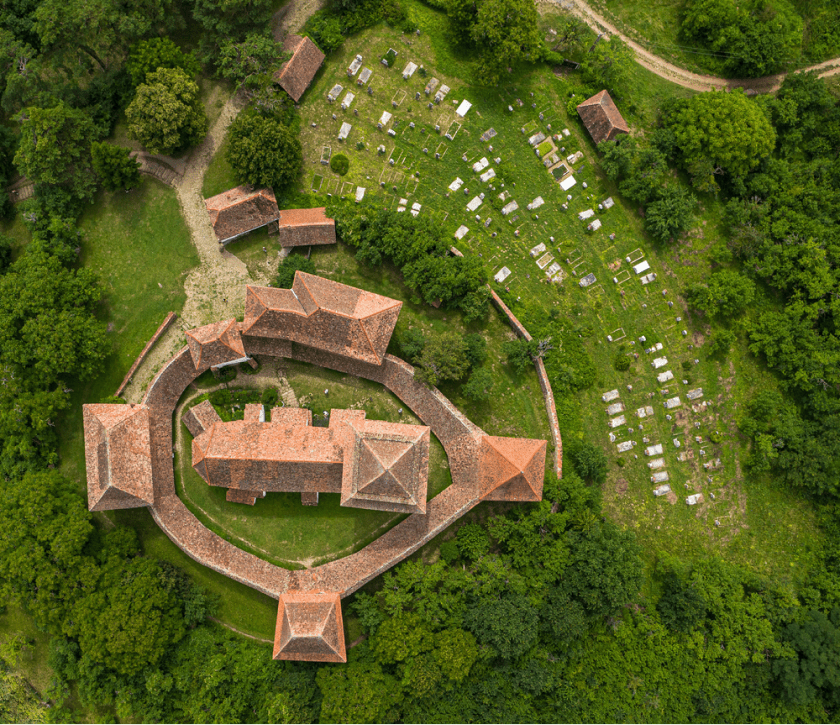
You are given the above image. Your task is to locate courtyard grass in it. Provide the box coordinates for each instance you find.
[288,5,821,585]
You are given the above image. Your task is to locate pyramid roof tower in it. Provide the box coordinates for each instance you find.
[83,404,154,511]
[478,435,546,502]
[273,591,346,663]
[340,418,429,514]
[242,272,402,365]
[185,319,247,370]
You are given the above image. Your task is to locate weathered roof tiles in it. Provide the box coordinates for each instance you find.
[273,591,346,662]
[576,90,630,144]
[274,35,325,103]
[83,403,154,511]
[242,272,402,365]
[204,186,280,245]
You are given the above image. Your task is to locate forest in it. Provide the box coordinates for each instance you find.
[0,0,839,722]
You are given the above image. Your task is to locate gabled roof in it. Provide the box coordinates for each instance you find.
[278,207,334,229]
[478,435,546,501]
[185,319,247,370]
[340,418,429,514]
[273,591,346,662]
[274,35,325,103]
[576,90,630,145]
[204,186,280,244]
[83,404,154,511]
[242,272,402,365]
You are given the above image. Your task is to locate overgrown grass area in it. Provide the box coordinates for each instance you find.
[291,6,821,584]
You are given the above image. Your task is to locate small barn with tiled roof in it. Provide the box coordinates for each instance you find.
[479,435,547,502]
[242,272,402,365]
[276,207,336,248]
[185,319,249,371]
[83,404,154,511]
[576,90,630,144]
[204,186,280,245]
[274,591,346,662]
[274,35,325,103]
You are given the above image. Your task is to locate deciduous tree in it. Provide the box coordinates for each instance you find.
[226,113,301,190]
[91,142,140,191]
[126,67,207,155]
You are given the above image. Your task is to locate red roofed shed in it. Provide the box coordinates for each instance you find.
[274,35,325,103]
[576,90,631,144]
[204,186,280,245]
[277,207,336,248]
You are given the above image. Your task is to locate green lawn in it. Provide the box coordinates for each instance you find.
[202,134,238,199]
[289,6,821,584]
[57,178,199,485]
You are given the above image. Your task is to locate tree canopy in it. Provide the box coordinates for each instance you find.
[226,113,302,190]
[126,67,207,155]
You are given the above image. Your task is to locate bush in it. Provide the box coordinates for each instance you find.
[261,388,279,407]
[464,333,487,368]
[330,154,350,175]
[462,367,494,401]
[613,354,631,371]
[397,328,426,362]
[456,523,491,562]
[439,540,459,564]
[568,440,608,484]
[275,252,316,288]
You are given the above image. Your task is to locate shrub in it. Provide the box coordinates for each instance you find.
[330,154,350,175]
[397,328,426,362]
[439,540,459,564]
[613,354,631,371]
[568,440,608,484]
[275,252,316,288]
[261,388,279,407]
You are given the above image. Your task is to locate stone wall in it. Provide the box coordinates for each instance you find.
[115,312,177,397]
[488,288,563,478]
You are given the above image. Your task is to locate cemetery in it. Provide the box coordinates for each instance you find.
[289,21,749,561]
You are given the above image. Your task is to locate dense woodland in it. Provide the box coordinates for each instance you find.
[0,0,839,721]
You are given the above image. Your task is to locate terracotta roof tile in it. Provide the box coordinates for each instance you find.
[204,186,280,244]
[185,319,247,370]
[340,418,429,514]
[83,404,154,511]
[576,90,630,144]
[478,435,546,501]
[274,36,325,103]
[273,591,346,662]
[242,272,402,364]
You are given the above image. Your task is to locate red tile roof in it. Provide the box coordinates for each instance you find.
[242,272,402,365]
[185,319,247,371]
[478,435,546,501]
[190,408,429,513]
[83,404,154,511]
[204,186,280,244]
[340,417,429,514]
[576,90,631,144]
[279,207,333,227]
[273,591,346,662]
[274,35,325,103]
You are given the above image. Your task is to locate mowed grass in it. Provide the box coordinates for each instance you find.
[58,178,199,485]
[175,363,452,568]
[290,8,821,584]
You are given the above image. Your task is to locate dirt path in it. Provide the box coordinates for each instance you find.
[550,0,840,93]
